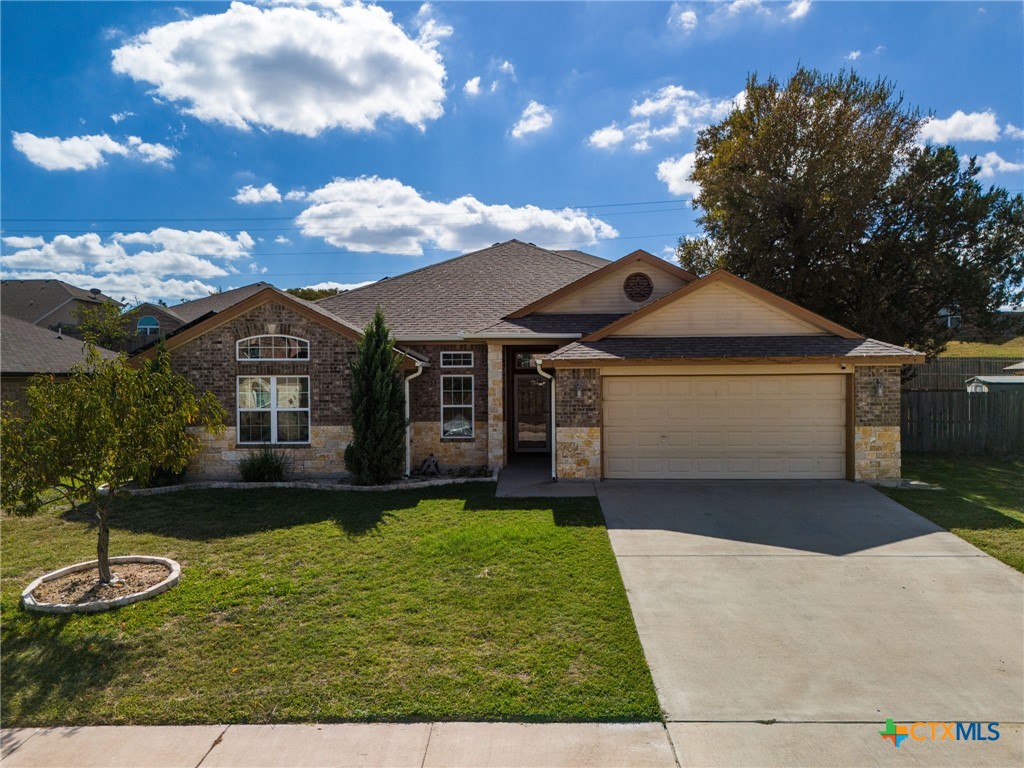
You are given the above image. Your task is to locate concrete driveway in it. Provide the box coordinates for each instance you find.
[598,480,1024,767]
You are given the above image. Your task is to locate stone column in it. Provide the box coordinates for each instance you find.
[554,369,602,480]
[854,365,902,480]
[486,343,505,469]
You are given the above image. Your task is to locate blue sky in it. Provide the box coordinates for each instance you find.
[2,1,1022,304]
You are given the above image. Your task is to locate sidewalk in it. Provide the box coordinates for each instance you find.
[0,722,676,768]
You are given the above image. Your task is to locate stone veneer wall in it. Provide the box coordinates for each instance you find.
[405,343,491,472]
[169,299,359,478]
[853,365,902,480]
[554,369,602,480]
[487,343,505,469]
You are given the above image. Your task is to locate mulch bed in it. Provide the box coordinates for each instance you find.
[31,563,171,605]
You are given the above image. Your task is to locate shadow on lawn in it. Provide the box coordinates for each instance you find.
[0,614,129,724]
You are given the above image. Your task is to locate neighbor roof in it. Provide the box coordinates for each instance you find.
[1002,361,1024,371]
[318,240,609,338]
[167,283,274,323]
[543,336,924,365]
[1,315,119,375]
[1,279,122,325]
[967,375,1024,385]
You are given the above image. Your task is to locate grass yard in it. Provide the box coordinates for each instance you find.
[941,336,1024,357]
[881,453,1024,573]
[1,485,660,726]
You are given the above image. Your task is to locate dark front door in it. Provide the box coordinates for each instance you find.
[513,374,550,453]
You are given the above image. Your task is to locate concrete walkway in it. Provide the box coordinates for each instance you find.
[0,723,675,768]
[495,457,595,498]
[598,479,1024,767]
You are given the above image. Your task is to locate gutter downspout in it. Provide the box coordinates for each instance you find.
[404,361,425,476]
[534,359,556,480]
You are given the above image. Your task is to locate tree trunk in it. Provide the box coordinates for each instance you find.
[96,506,112,583]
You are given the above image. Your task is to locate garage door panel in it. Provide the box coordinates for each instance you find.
[603,374,846,479]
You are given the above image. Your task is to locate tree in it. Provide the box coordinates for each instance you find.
[286,287,342,301]
[1,345,225,583]
[677,67,1024,356]
[344,307,406,484]
[73,302,129,349]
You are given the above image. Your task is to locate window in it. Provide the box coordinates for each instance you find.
[441,375,474,438]
[515,352,536,370]
[441,351,473,368]
[237,335,309,361]
[237,376,310,444]
[136,315,160,336]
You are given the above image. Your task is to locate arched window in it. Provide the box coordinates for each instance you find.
[136,316,160,336]
[236,335,310,361]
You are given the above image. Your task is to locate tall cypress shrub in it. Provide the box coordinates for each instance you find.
[344,307,406,484]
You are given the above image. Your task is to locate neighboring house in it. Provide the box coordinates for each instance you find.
[1,279,121,330]
[0,315,119,410]
[965,376,1024,393]
[1003,361,1024,376]
[134,240,923,482]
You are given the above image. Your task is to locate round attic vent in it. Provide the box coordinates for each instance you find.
[623,272,654,302]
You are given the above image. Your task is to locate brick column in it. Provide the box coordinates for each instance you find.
[854,365,902,480]
[486,343,505,469]
[554,369,602,480]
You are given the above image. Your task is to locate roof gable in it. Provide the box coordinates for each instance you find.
[507,250,696,318]
[586,271,861,341]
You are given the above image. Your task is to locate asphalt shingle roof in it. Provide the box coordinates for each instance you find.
[476,314,627,337]
[1,315,118,375]
[318,240,608,338]
[1,279,121,325]
[544,335,922,362]
[168,283,275,323]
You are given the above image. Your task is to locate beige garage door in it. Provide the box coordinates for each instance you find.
[603,375,846,479]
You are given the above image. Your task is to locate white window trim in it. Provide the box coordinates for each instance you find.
[440,374,474,439]
[136,316,160,336]
[440,350,474,368]
[236,334,310,362]
[236,375,311,445]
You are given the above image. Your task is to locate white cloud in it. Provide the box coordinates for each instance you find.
[284,189,308,201]
[511,101,553,138]
[110,111,135,124]
[249,263,269,275]
[0,228,255,302]
[295,176,618,256]
[969,151,1024,179]
[302,280,374,292]
[234,183,283,204]
[786,0,812,20]
[413,2,452,48]
[464,76,482,97]
[11,131,175,171]
[111,2,447,137]
[499,60,515,77]
[589,85,738,152]
[846,50,861,61]
[919,110,1001,143]
[274,235,292,244]
[669,5,698,33]
[1003,123,1024,140]
[657,152,700,197]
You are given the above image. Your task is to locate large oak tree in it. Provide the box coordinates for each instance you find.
[677,67,1024,356]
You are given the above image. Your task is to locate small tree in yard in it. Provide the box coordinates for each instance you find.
[73,302,129,350]
[345,307,406,484]
[0,344,225,584]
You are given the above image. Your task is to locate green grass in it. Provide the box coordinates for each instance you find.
[1,485,659,726]
[881,454,1024,573]
[940,336,1024,357]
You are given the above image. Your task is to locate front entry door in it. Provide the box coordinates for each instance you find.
[513,374,550,452]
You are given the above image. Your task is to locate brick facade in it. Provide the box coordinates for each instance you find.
[554,369,601,479]
[853,365,902,480]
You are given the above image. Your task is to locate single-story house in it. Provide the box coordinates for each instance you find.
[134,240,923,482]
[0,279,121,331]
[1,314,119,410]
[966,375,1024,393]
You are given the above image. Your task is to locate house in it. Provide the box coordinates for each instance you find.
[1,315,118,409]
[965,375,1024,393]
[1003,361,1024,376]
[134,240,923,482]
[1,279,121,330]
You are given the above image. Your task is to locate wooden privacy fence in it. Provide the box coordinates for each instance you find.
[902,357,1022,391]
[901,391,1024,454]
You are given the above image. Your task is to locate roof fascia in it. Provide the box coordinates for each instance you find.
[541,354,925,367]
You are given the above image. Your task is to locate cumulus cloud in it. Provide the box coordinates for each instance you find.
[511,101,553,138]
[786,0,812,20]
[969,151,1024,179]
[657,152,700,197]
[284,189,308,201]
[274,235,292,244]
[499,60,515,77]
[845,50,861,61]
[919,110,1001,143]
[111,2,447,137]
[0,228,255,302]
[294,176,618,256]
[588,85,739,152]
[11,131,175,171]
[464,76,482,96]
[110,111,135,124]
[668,4,698,32]
[234,183,283,204]
[413,2,452,48]
[302,280,374,292]
[1002,123,1024,140]
[709,0,809,25]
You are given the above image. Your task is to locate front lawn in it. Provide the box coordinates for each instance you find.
[881,453,1024,573]
[1,485,659,725]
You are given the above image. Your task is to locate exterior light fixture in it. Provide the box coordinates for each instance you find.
[875,378,884,397]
